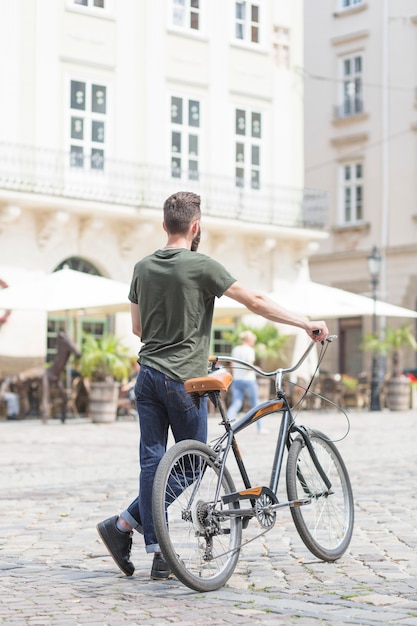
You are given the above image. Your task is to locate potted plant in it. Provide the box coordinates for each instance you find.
[340,374,358,408]
[362,324,417,411]
[79,333,134,423]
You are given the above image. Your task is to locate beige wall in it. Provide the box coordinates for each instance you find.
[0,0,328,366]
[305,0,417,306]
[304,0,417,377]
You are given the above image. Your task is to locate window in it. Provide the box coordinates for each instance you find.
[46,319,69,363]
[235,108,262,189]
[341,0,363,8]
[341,162,363,223]
[80,318,106,338]
[69,80,107,171]
[211,327,233,355]
[273,25,290,69]
[337,53,363,117]
[172,0,200,31]
[235,1,260,44]
[54,257,101,275]
[68,0,113,15]
[170,96,200,181]
[73,0,105,8]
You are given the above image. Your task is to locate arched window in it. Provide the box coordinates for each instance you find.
[54,257,102,276]
[47,257,108,361]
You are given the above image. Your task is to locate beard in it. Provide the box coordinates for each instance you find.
[191,226,201,252]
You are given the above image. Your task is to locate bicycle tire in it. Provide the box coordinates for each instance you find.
[286,429,354,561]
[152,439,242,592]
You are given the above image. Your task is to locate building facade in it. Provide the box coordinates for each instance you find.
[0,0,328,373]
[304,0,417,376]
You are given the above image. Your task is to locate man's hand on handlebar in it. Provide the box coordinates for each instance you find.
[307,322,329,342]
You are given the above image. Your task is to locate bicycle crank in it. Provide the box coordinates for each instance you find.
[254,492,276,529]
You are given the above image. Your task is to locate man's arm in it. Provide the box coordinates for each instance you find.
[224,281,329,342]
[130,302,142,338]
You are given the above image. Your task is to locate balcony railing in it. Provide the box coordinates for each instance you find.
[333,96,364,119]
[0,142,328,230]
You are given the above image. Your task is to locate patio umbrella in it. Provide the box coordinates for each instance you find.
[214,279,417,320]
[2,269,416,320]
[0,268,131,314]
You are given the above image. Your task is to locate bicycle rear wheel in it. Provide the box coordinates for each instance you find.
[286,429,354,561]
[152,439,242,592]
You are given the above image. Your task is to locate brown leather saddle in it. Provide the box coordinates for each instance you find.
[184,368,232,397]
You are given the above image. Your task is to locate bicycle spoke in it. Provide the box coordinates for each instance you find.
[152,440,242,592]
[287,430,354,561]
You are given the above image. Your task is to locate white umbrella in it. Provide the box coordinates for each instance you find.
[270,279,417,319]
[214,279,417,319]
[0,268,131,314]
[2,270,415,320]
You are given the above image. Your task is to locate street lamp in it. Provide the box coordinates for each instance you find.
[367,246,382,411]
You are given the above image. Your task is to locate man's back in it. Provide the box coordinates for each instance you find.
[129,248,235,381]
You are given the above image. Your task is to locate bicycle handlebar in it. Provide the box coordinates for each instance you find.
[213,334,337,379]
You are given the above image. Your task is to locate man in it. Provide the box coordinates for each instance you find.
[0,377,20,419]
[227,330,264,431]
[97,191,328,580]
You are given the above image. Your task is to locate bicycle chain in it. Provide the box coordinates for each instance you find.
[203,517,276,561]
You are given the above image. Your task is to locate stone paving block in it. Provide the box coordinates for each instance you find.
[1,413,417,624]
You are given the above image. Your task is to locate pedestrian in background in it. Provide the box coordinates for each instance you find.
[228,330,265,432]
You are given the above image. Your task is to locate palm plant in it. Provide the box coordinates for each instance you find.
[362,323,417,378]
[223,323,290,370]
[79,333,133,382]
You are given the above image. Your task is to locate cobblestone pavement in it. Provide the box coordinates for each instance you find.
[1,407,417,625]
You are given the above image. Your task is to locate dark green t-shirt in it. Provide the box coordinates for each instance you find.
[129,248,236,381]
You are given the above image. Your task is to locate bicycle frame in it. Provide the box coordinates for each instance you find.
[152,334,353,591]
[209,336,337,515]
[209,392,303,517]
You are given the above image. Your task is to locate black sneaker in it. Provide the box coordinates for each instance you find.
[96,516,135,576]
[150,552,171,580]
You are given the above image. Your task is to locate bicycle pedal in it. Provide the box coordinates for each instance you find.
[289,498,311,508]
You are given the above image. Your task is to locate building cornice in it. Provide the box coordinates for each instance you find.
[332,112,369,127]
[228,88,273,103]
[331,29,369,47]
[60,55,115,72]
[330,132,369,148]
[166,75,209,90]
[332,221,370,234]
[333,3,368,20]
[312,242,417,265]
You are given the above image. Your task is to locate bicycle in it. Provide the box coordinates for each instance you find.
[152,334,354,592]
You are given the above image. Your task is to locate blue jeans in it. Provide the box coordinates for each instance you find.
[121,365,207,553]
[228,379,260,429]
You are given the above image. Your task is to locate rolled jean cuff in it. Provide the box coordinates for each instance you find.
[120,510,143,534]
[145,542,161,554]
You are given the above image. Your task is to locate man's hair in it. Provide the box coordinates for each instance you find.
[163,192,201,235]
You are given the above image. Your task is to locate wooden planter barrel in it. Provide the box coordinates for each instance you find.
[385,377,410,411]
[88,381,119,423]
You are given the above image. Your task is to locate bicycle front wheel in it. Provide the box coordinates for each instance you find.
[286,429,354,561]
[152,439,242,592]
